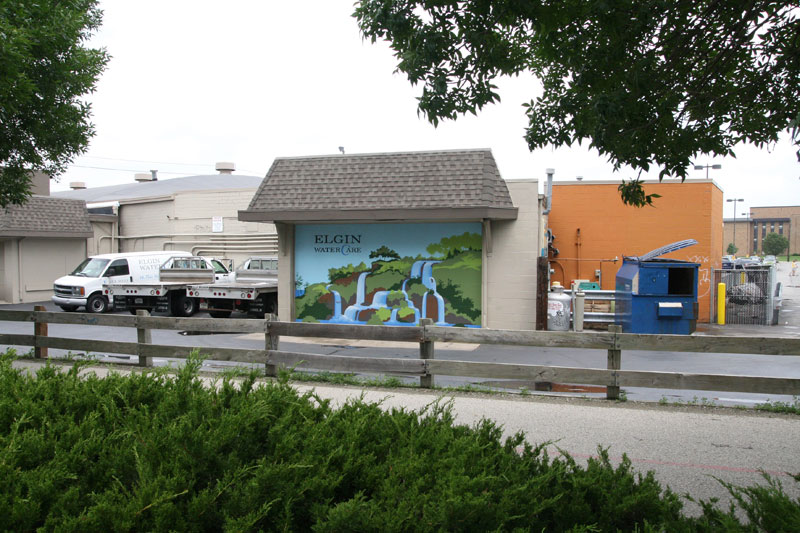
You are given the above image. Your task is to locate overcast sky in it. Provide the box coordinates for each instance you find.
[55,1,800,219]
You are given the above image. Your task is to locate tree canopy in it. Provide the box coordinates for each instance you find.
[0,0,108,207]
[762,232,788,255]
[354,1,800,206]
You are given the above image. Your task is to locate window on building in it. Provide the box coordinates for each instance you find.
[762,223,767,238]
[771,222,775,232]
[779,223,784,235]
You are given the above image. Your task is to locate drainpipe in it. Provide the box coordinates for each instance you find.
[17,238,24,302]
[542,168,554,215]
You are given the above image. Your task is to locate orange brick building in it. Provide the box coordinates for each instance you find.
[547,180,723,322]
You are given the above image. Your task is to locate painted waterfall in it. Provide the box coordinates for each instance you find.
[294,223,482,327]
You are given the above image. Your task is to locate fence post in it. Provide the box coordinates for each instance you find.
[136,309,152,367]
[265,313,278,377]
[34,305,48,359]
[606,324,622,400]
[574,290,585,332]
[419,318,434,388]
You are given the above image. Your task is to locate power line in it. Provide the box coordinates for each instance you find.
[78,155,214,168]
[68,164,192,175]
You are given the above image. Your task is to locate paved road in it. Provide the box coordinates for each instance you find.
[2,261,799,406]
[10,357,800,517]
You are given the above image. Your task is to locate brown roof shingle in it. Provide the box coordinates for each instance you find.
[240,149,517,222]
[0,196,93,238]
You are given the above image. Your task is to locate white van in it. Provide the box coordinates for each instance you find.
[52,251,191,313]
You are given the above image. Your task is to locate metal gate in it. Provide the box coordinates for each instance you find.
[711,267,774,325]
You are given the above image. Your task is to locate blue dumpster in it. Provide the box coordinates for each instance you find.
[615,240,700,335]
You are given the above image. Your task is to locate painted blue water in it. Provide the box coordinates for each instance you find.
[323,259,455,326]
[325,285,342,316]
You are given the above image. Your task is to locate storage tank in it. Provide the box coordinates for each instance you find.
[547,282,572,331]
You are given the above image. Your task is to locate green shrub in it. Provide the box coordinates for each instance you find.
[0,349,797,531]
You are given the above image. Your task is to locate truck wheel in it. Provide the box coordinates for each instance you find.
[208,299,233,318]
[86,294,108,314]
[170,293,198,317]
[58,305,78,312]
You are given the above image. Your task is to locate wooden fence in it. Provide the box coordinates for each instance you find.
[2,307,800,400]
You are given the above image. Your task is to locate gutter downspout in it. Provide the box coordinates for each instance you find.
[17,237,24,302]
[542,168,554,216]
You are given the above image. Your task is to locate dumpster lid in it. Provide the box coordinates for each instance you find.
[626,239,698,262]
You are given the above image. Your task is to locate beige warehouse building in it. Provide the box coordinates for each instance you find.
[53,165,277,267]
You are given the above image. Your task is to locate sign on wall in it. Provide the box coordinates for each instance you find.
[294,223,482,327]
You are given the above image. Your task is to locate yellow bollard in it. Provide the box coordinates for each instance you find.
[717,282,726,325]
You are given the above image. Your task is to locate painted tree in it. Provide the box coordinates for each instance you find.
[427,232,482,258]
[355,1,800,206]
[0,0,109,207]
[369,245,401,262]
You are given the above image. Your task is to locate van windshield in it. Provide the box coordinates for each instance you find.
[70,258,110,277]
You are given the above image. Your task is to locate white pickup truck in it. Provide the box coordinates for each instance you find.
[187,256,278,318]
[104,256,234,317]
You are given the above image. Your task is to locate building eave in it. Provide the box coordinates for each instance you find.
[238,206,519,223]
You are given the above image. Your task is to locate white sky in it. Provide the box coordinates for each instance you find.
[55,0,800,219]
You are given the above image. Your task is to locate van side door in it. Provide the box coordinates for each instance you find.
[104,259,132,284]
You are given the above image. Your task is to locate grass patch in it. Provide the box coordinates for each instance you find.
[754,397,800,415]
[2,348,799,530]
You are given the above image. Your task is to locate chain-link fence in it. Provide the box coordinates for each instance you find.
[711,267,774,325]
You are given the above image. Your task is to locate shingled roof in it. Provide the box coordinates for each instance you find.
[0,196,93,238]
[239,149,518,223]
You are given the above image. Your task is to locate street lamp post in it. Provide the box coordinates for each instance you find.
[695,163,722,180]
[726,198,745,255]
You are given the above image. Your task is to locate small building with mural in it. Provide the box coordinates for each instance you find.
[546,179,723,323]
[239,149,541,330]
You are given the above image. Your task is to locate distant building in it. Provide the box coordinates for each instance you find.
[723,205,798,256]
[52,165,276,266]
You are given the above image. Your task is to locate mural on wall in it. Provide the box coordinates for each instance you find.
[294,223,482,327]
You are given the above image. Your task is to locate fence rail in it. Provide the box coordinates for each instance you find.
[2,308,800,400]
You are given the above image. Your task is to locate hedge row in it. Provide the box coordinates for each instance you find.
[0,350,797,531]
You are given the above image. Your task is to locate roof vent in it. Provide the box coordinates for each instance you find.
[216,162,235,174]
[134,173,154,182]
[69,181,86,190]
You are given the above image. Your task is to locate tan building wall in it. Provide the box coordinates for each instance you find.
[483,180,540,330]
[0,238,87,303]
[88,216,117,256]
[0,240,17,303]
[722,219,752,256]
[118,198,175,252]
[750,205,798,257]
[276,223,295,321]
[114,190,276,268]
